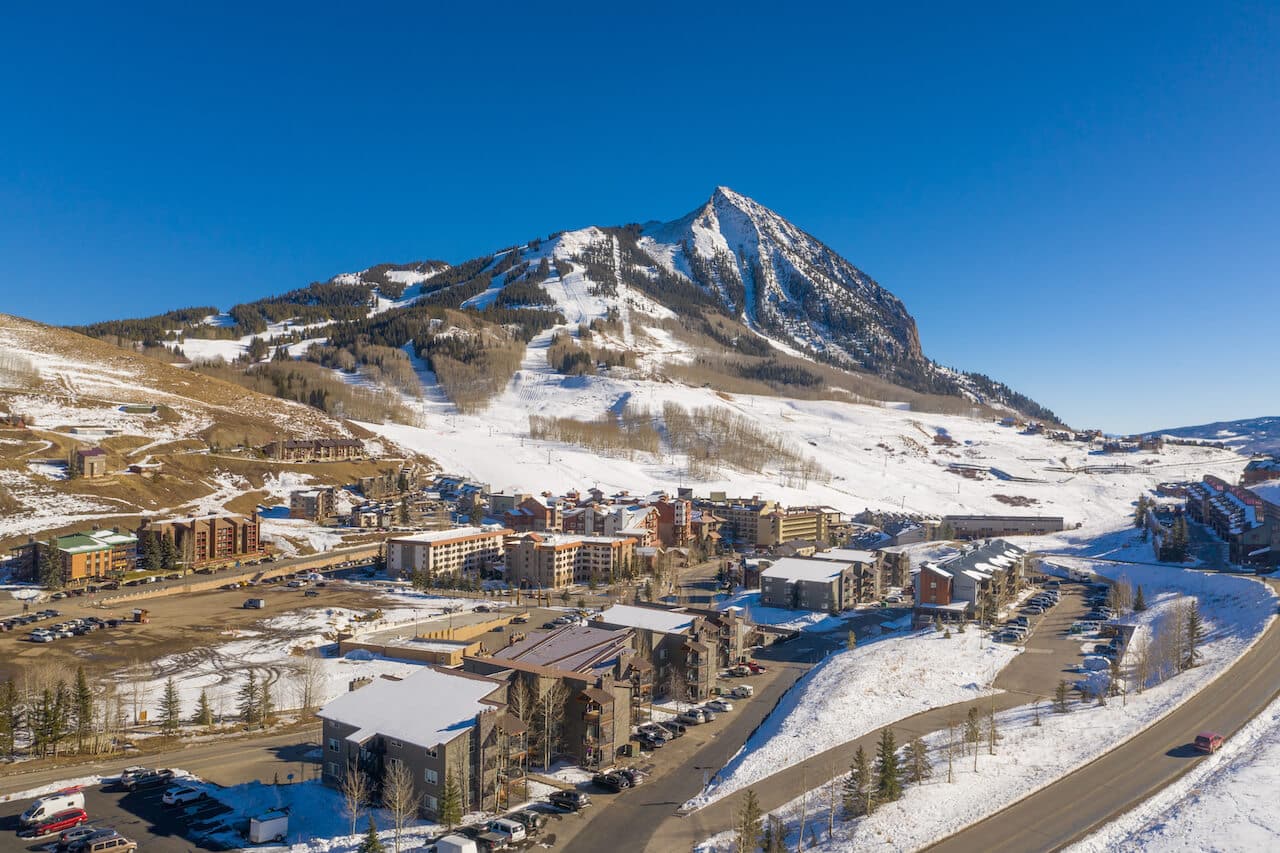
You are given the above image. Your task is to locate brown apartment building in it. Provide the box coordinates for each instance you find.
[263,437,366,462]
[13,528,137,585]
[503,533,637,588]
[137,511,263,568]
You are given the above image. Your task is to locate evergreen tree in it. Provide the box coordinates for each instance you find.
[398,496,410,525]
[161,678,181,736]
[1184,600,1205,669]
[907,736,932,784]
[160,531,179,571]
[1054,679,1071,713]
[38,541,63,589]
[847,630,857,650]
[735,789,764,853]
[32,688,53,756]
[239,671,260,724]
[357,816,384,853]
[1133,585,1147,612]
[0,678,20,757]
[964,707,982,753]
[73,667,93,753]
[986,707,999,755]
[1108,657,1122,697]
[50,681,70,756]
[842,744,874,817]
[142,534,163,572]
[1134,494,1148,528]
[439,770,463,828]
[195,689,214,727]
[875,728,902,803]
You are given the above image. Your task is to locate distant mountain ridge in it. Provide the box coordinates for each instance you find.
[1149,417,1280,456]
[71,187,1059,422]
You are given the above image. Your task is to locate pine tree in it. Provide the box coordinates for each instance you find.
[1134,494,1147,528]
[160,531,179,571]
[142,534,163,572]
[0,678,20,758]
[986,707,999,755]
[439,770,463,828]
[357,816,384,853]
[964,707,981,754]
[73,667,93,753]
[239,671,260,724]
[847,630,857,650]
[161,678,181,736]
[875,728,902,803]
[398,496,410,525]
[1108,657,1122,697]
[1054,679,1071,713]
[735,789,764,853]
[195,689,214,727]
[50,681,70,756]
[907,736,932,784]
[1134,585,1147,612]
[1184,600,1205,669]
[38,541,63,589]
[842,744,874,817]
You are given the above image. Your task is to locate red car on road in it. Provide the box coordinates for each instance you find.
[1194,731,1224,753]
[18,808,88,839]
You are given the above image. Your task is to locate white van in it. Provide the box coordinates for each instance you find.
[20,787,86,824]
[488,818,527,843]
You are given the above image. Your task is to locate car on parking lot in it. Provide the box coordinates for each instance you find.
[123,768,175,790]
[706,698,733,713]
[56,826,100,850]
[657,720,686,738]
[635,731,665,750]
[677,710,706,726]
[66,829,121,852]
[592,772,630,792]
[746,661,767,674]
[729,684,754,699]
[1194,731,1225,753]
[638,723,672,741]
[548,790,591,811]
[19,809,89,839]
[162,783,206,805]
[1023,606,1044,615]
[507,810,546,833]
[728,664,751,677]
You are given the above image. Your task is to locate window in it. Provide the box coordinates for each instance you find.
[423,794,439,812]
[424,768,439,784]
[387,757,403,770]
[328,737,340,752]
[327,762,339,777]
[389,739,403,749]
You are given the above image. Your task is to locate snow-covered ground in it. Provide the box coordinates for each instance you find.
[116,589,483,724]
[714,589,849,632]
[695,533,1276,852]
[685,625,1019,811]
[1071,691,1280,852]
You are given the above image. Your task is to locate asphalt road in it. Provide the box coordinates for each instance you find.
[927,579,1280,853]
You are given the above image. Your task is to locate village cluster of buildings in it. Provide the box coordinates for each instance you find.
[1181,469,1280,567]
[317,600,765,820]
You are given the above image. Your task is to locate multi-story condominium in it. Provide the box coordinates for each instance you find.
[809,547,880,602]
[911,539,1027,624]
[593,603,719,703]
[15,528,137,585]
[757,506,841,547]
[263,437,365,462]
[759,557,853,613]
[138,511,262,568]
[503,533,637,588]
[289,487,335,522]
[386,526,512,579]
[941,514,1065,539]
[319,667,519,819]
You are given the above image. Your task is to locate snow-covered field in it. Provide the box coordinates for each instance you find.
[1071,691,1280,852]
[695,535,1276,852]
[685,625,1019,811]
[118,588,482,723]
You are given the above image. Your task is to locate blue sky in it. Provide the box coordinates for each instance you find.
[1,3,1276,434]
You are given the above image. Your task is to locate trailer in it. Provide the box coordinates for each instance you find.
[249,809,289,843]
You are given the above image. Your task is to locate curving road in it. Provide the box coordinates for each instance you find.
[926,579,1280,852]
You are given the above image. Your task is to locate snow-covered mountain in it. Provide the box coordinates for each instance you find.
[1150,417,1280,456]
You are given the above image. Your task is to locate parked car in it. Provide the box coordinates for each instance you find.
[696,706,718,722]
[243,598,266,609]
[123,768,174,790]
[729,685,754,699]
[82,837,136,853]
[19,809,89,839]
[635,732,665,750]
[56,826,101,850]
[638,723,672,741]
[162,784,205,805]
[1010,616,1030,627]
[592,772,628,792]
[67,829,122,852]
[1194,731,1225,753]
[488,818,527,842]
[1023,606,1044,615]
[677,711,705,726]
[21,788,86,825]
[728,664,751,677]
[746,661,767,674]
[656,720,686,738]
[548,790,591,811]
[507,810,546,832]
[706,699,733,713]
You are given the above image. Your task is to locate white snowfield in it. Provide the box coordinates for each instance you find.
[695,532,1277,853]
[685,626,1018,811]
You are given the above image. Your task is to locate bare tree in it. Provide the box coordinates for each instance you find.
[825,756,839,839]
[341,761,371,838]
[294,655,323,713]
[383,759,419,853]
[534,681,568,771]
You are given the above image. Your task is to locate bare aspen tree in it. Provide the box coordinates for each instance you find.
[826,756,839,838]
[384,758,419,853]
[341,761,371,838]
[535,681,568,770]
[295,655,323,712]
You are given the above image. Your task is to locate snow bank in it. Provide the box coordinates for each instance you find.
[685,626,1018,810]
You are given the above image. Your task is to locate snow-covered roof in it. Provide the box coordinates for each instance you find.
[389,525,505,544]
[1248,481,1280,507]
[317,668,499,750]
[810,548,876,564]
[761,557,847,583]
[596,604,695,635]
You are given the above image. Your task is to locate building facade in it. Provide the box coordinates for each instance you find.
[503,533,637,588]
[138,511,262,568]
[759,557,853,612]
[386,526,511,579]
